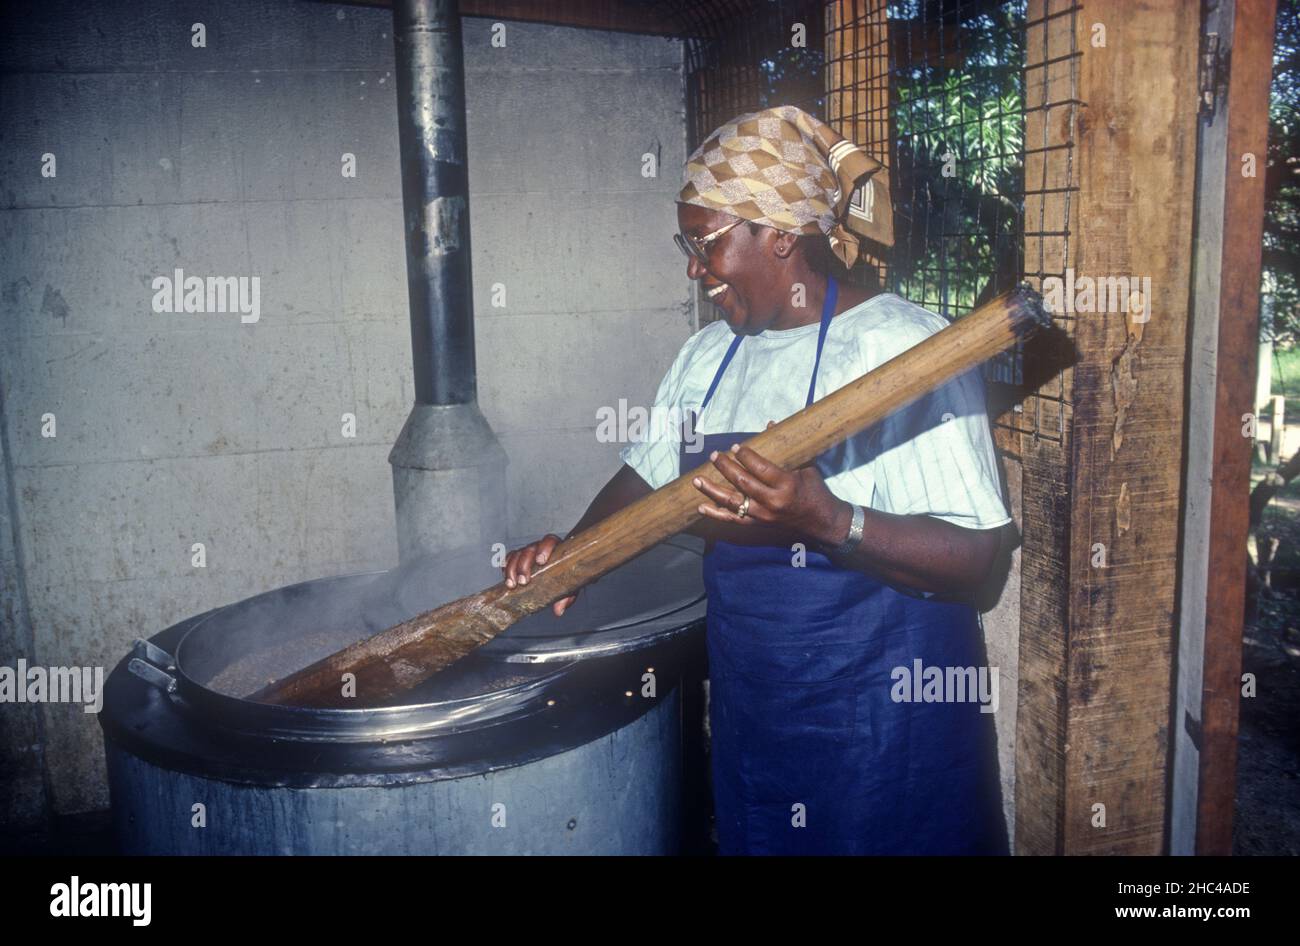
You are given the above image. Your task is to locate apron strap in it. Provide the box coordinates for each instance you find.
[806,276,837,408]
[700,333,744,413]
[697,275,840,419]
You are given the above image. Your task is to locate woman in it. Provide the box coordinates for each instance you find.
[503,106,1010,855]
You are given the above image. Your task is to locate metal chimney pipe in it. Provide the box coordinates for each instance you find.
[388,0,506,562]
[393,0,475,405]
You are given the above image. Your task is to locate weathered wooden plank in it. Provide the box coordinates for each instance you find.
[1063,0,1200,855]
[1015,0,1079,857]
[1016,0,1200,856]
[1185,0,1276,855]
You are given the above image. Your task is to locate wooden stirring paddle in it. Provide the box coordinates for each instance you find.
[251,285,1050,708]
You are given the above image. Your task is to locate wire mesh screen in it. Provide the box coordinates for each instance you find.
[672,0,1080,445]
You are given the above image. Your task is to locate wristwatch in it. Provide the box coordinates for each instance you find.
[832,503,866,556]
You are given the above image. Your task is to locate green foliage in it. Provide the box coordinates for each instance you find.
[729,0,1033,315]
[898,77,1022,193]
[889,2,1027,314]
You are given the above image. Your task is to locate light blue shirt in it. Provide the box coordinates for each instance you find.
[619,292,1011,531]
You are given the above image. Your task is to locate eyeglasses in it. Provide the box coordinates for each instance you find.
[674,218,743,264]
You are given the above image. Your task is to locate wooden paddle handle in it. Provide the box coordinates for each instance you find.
[252,286,1048,707]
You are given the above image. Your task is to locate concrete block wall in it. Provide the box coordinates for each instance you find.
[0,0,689,824]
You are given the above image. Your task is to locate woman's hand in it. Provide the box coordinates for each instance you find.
[691,421,852,548]
[501,534,578,617]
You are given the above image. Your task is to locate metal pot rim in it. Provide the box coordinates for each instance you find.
[132,571,578,742]
[126,538,706,743]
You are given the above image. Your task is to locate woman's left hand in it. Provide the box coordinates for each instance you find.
[691,421,851,546]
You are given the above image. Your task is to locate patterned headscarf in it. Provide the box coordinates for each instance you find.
[678,105,893,268]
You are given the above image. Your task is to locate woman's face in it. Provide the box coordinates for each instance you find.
[676,203,791,335]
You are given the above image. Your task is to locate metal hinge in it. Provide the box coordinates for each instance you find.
[1199,32,1230,117]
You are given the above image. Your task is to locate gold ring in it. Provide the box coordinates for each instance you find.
[737,496,751,519]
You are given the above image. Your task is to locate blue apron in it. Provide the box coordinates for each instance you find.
[680,278,1007,855]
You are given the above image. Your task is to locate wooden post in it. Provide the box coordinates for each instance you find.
[1171,0,1277,856]
[1017,0,1201,854]
[1016,0,1080,857]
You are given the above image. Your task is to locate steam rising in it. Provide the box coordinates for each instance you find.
[182,538,704,707]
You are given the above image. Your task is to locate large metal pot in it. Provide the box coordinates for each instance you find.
[100,538,707,854]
